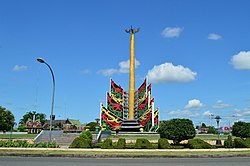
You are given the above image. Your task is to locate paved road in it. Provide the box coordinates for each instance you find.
[0,157,249,166]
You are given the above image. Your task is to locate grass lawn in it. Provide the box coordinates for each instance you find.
[0,134,37,139]
[195,134,234,140]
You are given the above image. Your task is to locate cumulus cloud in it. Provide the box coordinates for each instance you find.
[168,109,199,117]
[80,69,91,75]
[203,111,214,117]
[230,107,250,118]
[98,59,140,76]
[147,62,197,84]
[184,99,204,110]
[230,51,250,70]
[98,69,117,76]
[212,100,232,109]
[118,59,140,73]
[162,27,183,38]
[12,65,28,72]
[208,33,222,40]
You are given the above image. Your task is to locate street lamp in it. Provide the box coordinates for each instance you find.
[215,115,222,146]
[95,118,100,140]
[37,58,55,142]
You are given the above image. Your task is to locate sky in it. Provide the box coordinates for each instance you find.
[1,0,250,128]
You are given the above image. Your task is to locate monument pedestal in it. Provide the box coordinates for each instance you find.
[120,120,140,132]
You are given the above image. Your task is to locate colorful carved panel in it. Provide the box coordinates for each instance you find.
[101,105,122,130]
[107,93,123,119]
[111,79,125,104]
[137,79,147,103]
[137,96,149,117]
[150,108,159,132]
[100,79,159,132]
[138,106,153,132]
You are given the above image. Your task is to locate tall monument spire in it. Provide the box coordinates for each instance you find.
[125,26,140,120]
[100,27,160,132]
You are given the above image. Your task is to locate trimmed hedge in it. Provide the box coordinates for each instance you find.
[116,138,126,149]
[80,130,93,140]
[134,138,152,149]
[158,138,171,149]
[101,138,113,149]
[0,140,59,148]
[69,137,92,148]
[224,135,234,148]
[188,139,215,149]
[234,138,250,148]
[69,130,94,148]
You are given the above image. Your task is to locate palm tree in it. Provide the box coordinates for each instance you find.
[19,111,46,126]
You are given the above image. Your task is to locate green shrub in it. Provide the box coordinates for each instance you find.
[115,138,126,149]
[80,130,93,141]
[158,138,171,149]
[47,142,59,148]
[92,142,102,148]
[224,135,234,148]
[234,138,250,148]
[170,145,185,149]
[232,122,250,138]
[188,139,215,149]
[151,143,158,149]
[0,140,43,148]
[69,137,92,148]
[158,119,196,144]
[134,138,152,149]
[101,138,113,149]
[125,143,135,149]
[17,125,27,132]
[85,122,99,131]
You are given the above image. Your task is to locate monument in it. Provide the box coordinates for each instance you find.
[100,27,159,132]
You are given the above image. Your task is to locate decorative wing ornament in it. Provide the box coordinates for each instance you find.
[125,26,140,34]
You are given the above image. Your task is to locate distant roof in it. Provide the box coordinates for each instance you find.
[66,119,81,126]
[45,119,81,126]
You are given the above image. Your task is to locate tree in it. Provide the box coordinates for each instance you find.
[158,119,196,144]
[201,123,207,128]
[86,122,98,131]
[0,106,15,132]
[19,111,46,126]
[207,126,217,134]
[232,121,250,138]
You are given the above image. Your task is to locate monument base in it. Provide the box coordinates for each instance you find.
[120,120,140,132]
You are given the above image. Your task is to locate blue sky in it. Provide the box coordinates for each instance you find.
[1,0,250,128]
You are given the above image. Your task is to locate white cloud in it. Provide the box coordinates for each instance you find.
[208,33,222,40]
[203,111,214,117]
[12,65,28,72]
[168,109,199,117]
[118,59,140,73]
[230,51,250,70]
[241,107,250,116]
[231,107,250,118]
[185,99,204,110]
[98,69,117,76]
[98,59,140,76]
[212,100,232,109]
[162,27,183,38]
[80,69,91,75]
[147,62,197,84]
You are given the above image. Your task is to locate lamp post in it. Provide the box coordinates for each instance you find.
[95,118,100,140]
[215,115,222,145]
[37,58,55,142]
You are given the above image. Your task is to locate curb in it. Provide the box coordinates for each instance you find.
[0,148,250,158]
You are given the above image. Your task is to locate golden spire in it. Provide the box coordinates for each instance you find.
[125,27,140,120]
